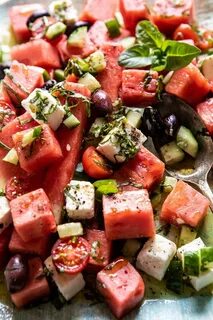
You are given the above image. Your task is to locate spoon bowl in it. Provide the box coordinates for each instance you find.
[154,93,213,209]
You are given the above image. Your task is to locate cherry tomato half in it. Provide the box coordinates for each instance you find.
[0,99,16,130]
[82,146,113,179]
[51,237,90,274]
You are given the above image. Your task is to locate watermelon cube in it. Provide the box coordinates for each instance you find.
[12,124,63,173]
[3,61,44,105]
[85,229,112,271]
[97,43,124,102]
[165,64,210,106]
[9,4,44,43]
[103,189,155,240]
[121,69,159,106]
[113,145,165,191]
[9,229,50,259]
[120,0,149,33]
[10,188,56,242]
[11,39,61,69]
[80,0,118,23]
[152,0,195,35]
[196,98,213,136]
[160,180,210,227]
[97,258,145,318]
[11,257,50,308]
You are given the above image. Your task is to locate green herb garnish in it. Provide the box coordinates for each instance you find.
[118,21,201,71]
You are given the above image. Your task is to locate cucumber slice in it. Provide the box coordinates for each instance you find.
[119,36,136,49]
[126,110,142,128]
[22,126,42,147]
[178,226,197,247]
[3,148,18,165]
[57,222,83,238]
[114,11,125,28]
[176,126,198,158]
[201,55,213,81]
[78,73,101,92]
[183,250,201,276]
[67,26,88,48]
[160,141,185,165]
[63,114,80,128]
[54,69,65,82]
[200,247,213,271]
[122,239,141,259]
[105,19,121,38]
[45,22,66,40]
[86,51,106,73]
[161,176,177,193]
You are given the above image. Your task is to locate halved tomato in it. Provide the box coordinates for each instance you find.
[82,146,113,179]
[51,237,90,274]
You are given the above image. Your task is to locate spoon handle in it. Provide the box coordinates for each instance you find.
[198,179,213,211]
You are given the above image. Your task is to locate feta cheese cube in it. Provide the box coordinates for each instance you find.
[97,123,147,163]
[48,0,78,24]
[177,237,205,260]
[190,268,213,291]
[65,180,95,220]
[22,89,65,130]
[136,234,177,281]
[44,256,85,300]
[0,196,12,234]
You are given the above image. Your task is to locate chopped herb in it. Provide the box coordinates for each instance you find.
[33,126,42,138]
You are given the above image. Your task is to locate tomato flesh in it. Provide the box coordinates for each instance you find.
[51,237,90,274]
[82,146,113,179]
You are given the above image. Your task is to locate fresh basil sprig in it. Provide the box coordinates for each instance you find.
[118,21,201,71]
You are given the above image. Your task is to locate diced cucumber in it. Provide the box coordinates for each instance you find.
[54,69,65,82]
[161,176,177,193]
[176,126,198,158]
[166,225,180,245]
[29,66,50,81]
[57,222,83,238]
[122,239,141,260]
[115,11,125,28]
[22,126,42,147]
[0,45,11,63]
[183,250,201,276]
[78,73,101,92]
[45,22,66,40]
[3,148,18,165]
[105,19,121,38]
[119,37,136,49]
[201,55,213,81]
[198,209,213,246]
[67,26,88,48]
[178,226,197,247]
[85,51,106,73]
[160,141,185,165]
[165,259,183,294]
[63,114,80,128]
[126,110,142,128]
[151,193,162,210]
[200,247,213,271]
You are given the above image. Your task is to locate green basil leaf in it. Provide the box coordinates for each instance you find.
[118,45,153,68]
[162,40,201,71]
[136,21,165,49]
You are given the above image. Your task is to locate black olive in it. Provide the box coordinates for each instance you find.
[4,254,28,293]
[26,10,50,28]
[41,79,57,90]
[0,63,11,80]
[163,114,179,137]
[91,89,113,116]
[65,21,91,36]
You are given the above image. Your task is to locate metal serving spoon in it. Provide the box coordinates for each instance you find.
[153,93,213,210]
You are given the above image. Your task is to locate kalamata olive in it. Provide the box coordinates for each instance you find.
[65,21,91,36]
[91,89,113,116]
[4,254,28,293]
[163,114,179,137]
[26,10,50,28]
[41,79,57,90]
[0,63,11,80]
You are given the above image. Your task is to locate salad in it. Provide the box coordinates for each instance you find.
[0,0,213,318]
